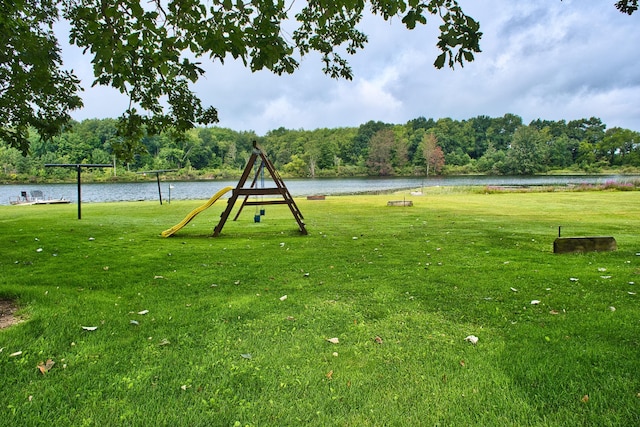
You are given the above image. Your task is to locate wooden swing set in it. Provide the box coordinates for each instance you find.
[213,142,307,237]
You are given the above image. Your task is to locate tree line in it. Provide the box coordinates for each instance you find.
[1,113,639,181]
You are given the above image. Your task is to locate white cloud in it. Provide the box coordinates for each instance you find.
[63,0,640,133]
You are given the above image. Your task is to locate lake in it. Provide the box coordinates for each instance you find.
[1,175,637,206]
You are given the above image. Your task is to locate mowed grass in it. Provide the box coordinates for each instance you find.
[1,189,640,426]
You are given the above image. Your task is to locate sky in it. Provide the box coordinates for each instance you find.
[62,0,640,135]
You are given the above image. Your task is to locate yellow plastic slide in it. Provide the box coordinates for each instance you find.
[161,186,233,237]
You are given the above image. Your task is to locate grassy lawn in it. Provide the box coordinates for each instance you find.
[1,188,639,426]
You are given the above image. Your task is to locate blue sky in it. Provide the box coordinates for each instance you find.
[62,0,640,134]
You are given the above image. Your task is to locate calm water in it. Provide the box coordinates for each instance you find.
[1,175,637,206]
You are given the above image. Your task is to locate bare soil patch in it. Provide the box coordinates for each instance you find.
[0,299,20,329]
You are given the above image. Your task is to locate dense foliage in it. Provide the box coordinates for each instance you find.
[2,0,482,159]
[1,114,639,181]
[3,1,635,160]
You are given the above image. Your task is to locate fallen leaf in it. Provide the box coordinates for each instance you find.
[154,275,164,279]
[570,277,579,282]
[549,310,559,315]
[241,353,252,360]
[531,300,541,305]
[37,359,55,374]
[374,336,383,344]
[9,351,23,357]
[279,295,287,301]
[158,339,170,346]
[286,316,296,321]
[464,335,479,345]
[137,310,149,315]
[326,370,333,380]
[332,352,339,357]
[581,394,589,403]
[510,287,518,292]
[326,337,339,344]
[609,306,616,311]
[130,320,139,325]
[459,360,466,367]
[82,326,98,331]
[180,385,188,391]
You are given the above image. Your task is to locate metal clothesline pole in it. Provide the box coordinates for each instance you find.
[45,163,113,219]
[136,169,178,205]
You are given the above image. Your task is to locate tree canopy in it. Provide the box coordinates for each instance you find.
[3,115,639,182]
[1,1,635,159]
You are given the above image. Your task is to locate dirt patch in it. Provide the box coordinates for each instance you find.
[0,299,21,329]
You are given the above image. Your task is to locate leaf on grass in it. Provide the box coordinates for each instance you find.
[326,337,339,344]
[510,287,518,292]
[241,353,252,360]
[158,339,170,346]
[459,360,465,367]
[154,276,164,279]
[549,310,559,315]
[82,326,98,331]
[326,370,333,380]
[37,359,55,374]
[581,394,589,403]
[531,300,541,305]
[130,320,139,325]
[9,351,22,357]
[569,277,579,282]
[609,306,616,311]
[464,335,479,345]
[374,336,383,344]
[137,310,149,315]
[279,295,287,301]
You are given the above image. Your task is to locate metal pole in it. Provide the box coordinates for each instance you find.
[156,173,163,205]
[77,165,82,220]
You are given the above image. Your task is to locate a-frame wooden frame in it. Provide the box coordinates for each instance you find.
[213,143,307,237]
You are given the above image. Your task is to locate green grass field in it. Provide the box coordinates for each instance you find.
[1,188,639,426]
